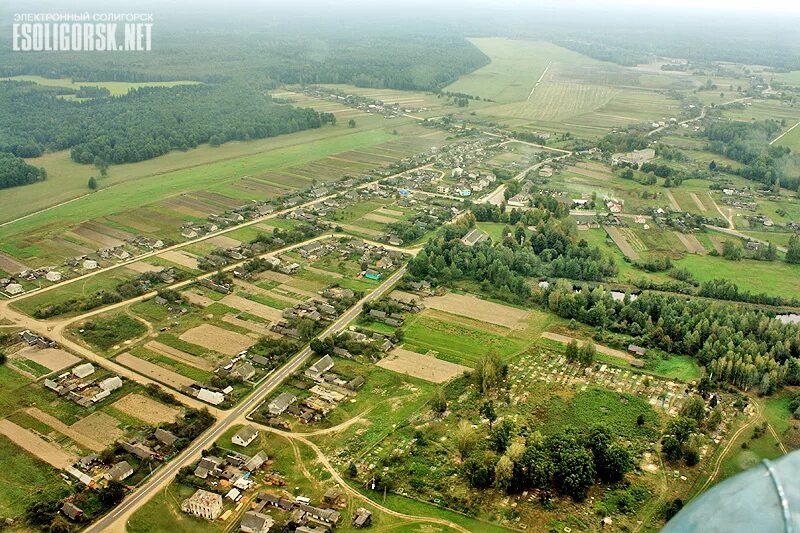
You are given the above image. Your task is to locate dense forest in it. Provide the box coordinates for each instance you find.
[0,33,488,92]
[0,152,46,190]
[0,81,329,164]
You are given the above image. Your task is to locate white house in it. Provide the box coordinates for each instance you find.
[181,489,223,520]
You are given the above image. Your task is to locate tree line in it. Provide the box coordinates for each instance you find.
[0,81,331,164]
[0,152,46,190]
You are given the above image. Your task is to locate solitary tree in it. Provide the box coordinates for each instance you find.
[88,176,98,190]
[348,119,356,128]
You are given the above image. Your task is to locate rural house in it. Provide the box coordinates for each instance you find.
[268,392,297,415]
[181,489,223,520]
[305,355,334,381]
[232,425,259,447]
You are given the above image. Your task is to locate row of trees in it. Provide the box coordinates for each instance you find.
[544,283,800,394]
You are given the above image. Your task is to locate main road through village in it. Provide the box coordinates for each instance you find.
[84,265,407,532]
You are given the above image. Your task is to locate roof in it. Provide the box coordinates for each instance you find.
[233,425,259,444]
[155,428,178,446]
[307,355,334,376]
[240,511,274,532]
[108,461,133,480]
[61,502,84,520]
[187,489,222,507]
[461,228,489,247]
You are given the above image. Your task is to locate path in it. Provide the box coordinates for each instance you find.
[769,120,800,145]
[256,423,471,533]
[698,402,760,494]
[527,61,551,101]
[83,265,408,533]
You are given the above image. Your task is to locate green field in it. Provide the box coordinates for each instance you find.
[674,253,800,298]
[402,313,528,366]
[0,436,68,518]
[1,75,202,96]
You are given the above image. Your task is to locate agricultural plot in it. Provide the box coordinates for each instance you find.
[12,346,79,374]
[401,311,528,367]
[421,291,530,329]
[378,347,469,383]
[113,393,180,425]
[604,225,642,261]
[179,324,256,356]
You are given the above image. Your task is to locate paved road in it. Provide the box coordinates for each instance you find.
[85,265,407,533]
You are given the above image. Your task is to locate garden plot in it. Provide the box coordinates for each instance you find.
[26,407,113,452]
[361,212,398,224]
[664,189,682,211]
[113,393,180,425]
[0,419,75,469]
[0,252,28,274]
[236,279,301,305]
[509,350,689,416]
[222,314,276,337]
[15,346,78,373]
[541,332,641,364]
[181,290,215,307]
[206,235,242,248]
[145,341,213,371]
[71,225,125,248]
[125,261,164,274]
[179,323,256,356]
[674,232,707,255]
[422,292,529,329]
[377,347,469,383]
[219,294,284,322]
[116,352,195,389]
[605,225,641,260]
[70,412,126,448]
[690,192,707,212]
[157,250,201,270]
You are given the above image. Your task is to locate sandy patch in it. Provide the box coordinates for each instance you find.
[157,250,200,270]
[26,408,110,452]
[0,419,75,469]
[117,352,195,389]
[219,294,284,322]
[113,393,180,425]
[179,323,256,356]
[422,292,529,329]
[16,347,79,373]
[362,213,398,224]
[378,347,469,383]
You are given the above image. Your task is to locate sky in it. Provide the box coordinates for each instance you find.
[505,0,800,13]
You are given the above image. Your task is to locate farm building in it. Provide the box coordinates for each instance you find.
[353,507,373,528]
[232,425,259,447]
[461,228,489,247]
[181,489,223,520]
[198,388,225,405]
[106,461,133,482]
[72,363,95,378]
[364,269,381,280]
[240,511,274,533]
[61,502,84,521]
[305,355,334,381]
[611,148,655,168]
[268,392,297,415]
[628,344,647,357]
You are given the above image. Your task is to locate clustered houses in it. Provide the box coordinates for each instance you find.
[302,85,424,118]
[44,363,124,407]
[253,489,346,532]
[264,354,366,426]
[648,208,710,232]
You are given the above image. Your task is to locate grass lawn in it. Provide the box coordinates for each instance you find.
[674,254,800,298]
[0,436,69,519]
[402,313,528,367]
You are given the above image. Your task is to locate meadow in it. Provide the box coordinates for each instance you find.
[1,75,202,96]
